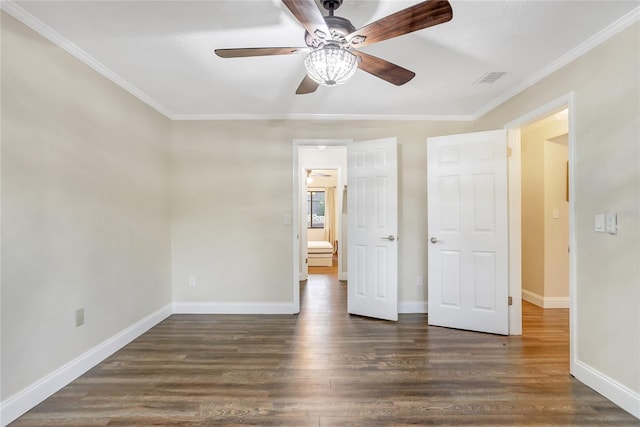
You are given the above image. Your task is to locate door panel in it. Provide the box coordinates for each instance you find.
[427,130,508,335]
[348,138,398,321]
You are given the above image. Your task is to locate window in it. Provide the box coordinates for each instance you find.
[307,191,325,228]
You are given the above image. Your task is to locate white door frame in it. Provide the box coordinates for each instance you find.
[504,92,576,374]
[292,139,352,314]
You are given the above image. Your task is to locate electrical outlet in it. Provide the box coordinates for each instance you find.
[75,308,85,327]
[416,275,424,287]
[188,276,196,287]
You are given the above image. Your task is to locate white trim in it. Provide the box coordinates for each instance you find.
[0,0,174,119]
[292,139,351,317]
[521,290,570,309]
[473,7,640,120]
[398,301,428,314]
[504,94,574,130]
[338,272,348,281]
[0,304,172,427]
[171,114,474,122]
[292,144,302,314]
[2,0,637,122]
[574,360,640,419]
[521,289,544,307]
[507,128,523,335]
[543,297,570,309]
[172,302,297,315]
[504,93,577,374]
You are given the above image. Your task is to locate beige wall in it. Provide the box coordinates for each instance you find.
[2,7,638,420]
[521,123,546,297]
[170,120,475,305]
[475,23,640,395]
[544,136,569,299]
[1,12,172,399]
[521,117,569,301]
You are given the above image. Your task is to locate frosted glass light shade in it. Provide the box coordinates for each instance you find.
[304,47,358,87]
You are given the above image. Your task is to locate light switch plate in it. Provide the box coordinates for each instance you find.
[594,214,605,232]
[606,212,618,235]
[75,308,85,327]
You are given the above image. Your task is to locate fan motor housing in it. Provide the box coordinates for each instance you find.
[304,15,356,47]
[321,0,343,11]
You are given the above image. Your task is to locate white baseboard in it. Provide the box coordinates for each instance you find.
[0,304,173,427]
[574,360,640,419]
[521,289,544,307]
[522,289,569,308]
[172,302,297,315]
[398,301,428,314]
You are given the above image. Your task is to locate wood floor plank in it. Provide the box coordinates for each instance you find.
[10,271,639,426]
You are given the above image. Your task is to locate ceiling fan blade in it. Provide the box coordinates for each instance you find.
[347,0,452,48]
[296,75,319,95]
[356,52,415,86]
[282,0,330,41]
[215,47,305,58]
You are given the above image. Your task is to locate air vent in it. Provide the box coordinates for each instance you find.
[474,72,507,84]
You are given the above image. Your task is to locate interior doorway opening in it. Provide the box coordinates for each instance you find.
[520,110,570,309]
[305,168,340,277]
[505,93,575,373]
[292,141,350,314]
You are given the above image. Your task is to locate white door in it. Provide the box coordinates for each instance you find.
[427,130,509,335]
[347,138,398,321]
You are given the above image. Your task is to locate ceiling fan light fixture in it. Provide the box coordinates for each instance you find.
[304,46,358,87]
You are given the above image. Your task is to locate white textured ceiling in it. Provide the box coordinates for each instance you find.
[5,0,639,120]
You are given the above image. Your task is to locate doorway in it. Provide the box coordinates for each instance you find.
[505,93,575,373]
[292,140,350,314]
[520,111,569,309]
[305,168,340,279]
[294,138,400,320]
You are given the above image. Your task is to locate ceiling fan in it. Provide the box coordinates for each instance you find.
[214,0,453,94]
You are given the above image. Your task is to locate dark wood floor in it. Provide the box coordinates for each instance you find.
[11,269,639,426]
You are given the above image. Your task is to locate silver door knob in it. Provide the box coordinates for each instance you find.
[381,235,395,241]
[430,237,440,244]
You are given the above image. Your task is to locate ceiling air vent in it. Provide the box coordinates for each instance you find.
[474,72,507,84]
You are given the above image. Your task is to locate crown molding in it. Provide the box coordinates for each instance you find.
[471,6,640,120]
[171,113,475,121]
[3,1,638,122]
[1,0,175,119]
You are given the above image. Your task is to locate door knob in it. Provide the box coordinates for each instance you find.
[381,235,396,241]
[430,237,440,244]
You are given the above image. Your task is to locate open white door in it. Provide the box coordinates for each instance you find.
[347,138,398,321]
[427,130,509,335]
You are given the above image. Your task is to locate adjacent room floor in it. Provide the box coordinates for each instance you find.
[10,268,639,426]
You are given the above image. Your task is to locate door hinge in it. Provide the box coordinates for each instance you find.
[305,258,308,264]
[507,147,512,157]
[508,296,513,306]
